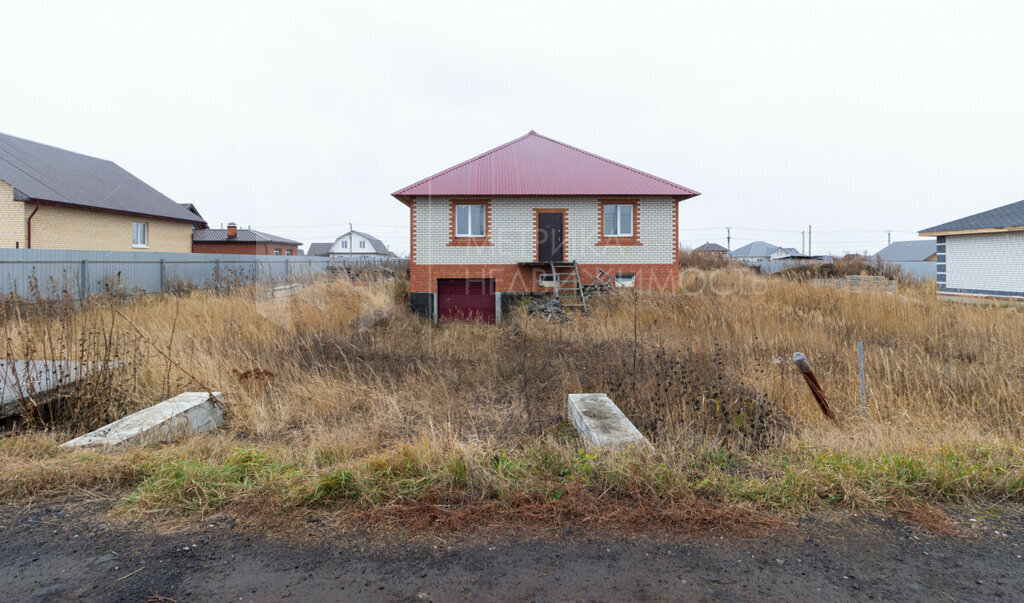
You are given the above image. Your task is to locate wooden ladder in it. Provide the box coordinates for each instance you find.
[549,261,588,313]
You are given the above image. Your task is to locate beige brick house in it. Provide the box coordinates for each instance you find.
[0,132,201,251]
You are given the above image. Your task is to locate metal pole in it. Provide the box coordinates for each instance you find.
[80,259,88,299]
[808,225,812,256]
[858,341,867,418]
[159,258,166,292]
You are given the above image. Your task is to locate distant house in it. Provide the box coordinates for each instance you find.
[693,242,728,257]
[192,223,300,256]
[726,241,783,263]
[305,242,333,257]
[327,230,393,260]
[769,247,802,260]
[0,132,203,251]
[874,240,936,280]
[919,199,1024,300]
[179,203,209,229]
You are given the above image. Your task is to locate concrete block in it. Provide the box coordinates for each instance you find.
[60,392,225,448]
[568,393,649,448]
[0,360,110,420]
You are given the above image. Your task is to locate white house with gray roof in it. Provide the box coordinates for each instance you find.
[874,240,936,280]
[919,199,1024,300]
[327,230,393,261]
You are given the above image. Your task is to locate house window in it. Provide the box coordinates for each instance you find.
[285,249,293,256]
[615,273,636,288]
[359,240,366,249]
[132,221,148,247]
[603,204,633,237]
[273,248,281,255]
[341,240,348,249]
[455,204,486,237]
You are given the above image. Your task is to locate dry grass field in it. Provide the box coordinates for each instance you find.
[2,264,1023,527]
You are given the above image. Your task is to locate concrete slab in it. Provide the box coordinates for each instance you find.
[568,393,649,449]
[0,360,109,420]
[60,392,225,448]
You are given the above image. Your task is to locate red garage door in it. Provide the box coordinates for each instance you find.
[437,279,495,324]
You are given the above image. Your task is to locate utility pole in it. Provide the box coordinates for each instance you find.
[801,231,805,255]
[808,225,812,256]
[886,230,892,246]
[349,222,353,260]
[726,227,731,251]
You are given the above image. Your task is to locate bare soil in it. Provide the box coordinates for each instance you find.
[2,501,1022,601]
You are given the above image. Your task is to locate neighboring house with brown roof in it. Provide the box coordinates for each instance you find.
[192,223,301,256]
[0,132,203,251]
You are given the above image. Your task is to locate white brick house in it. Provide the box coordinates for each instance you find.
[393,131,700,323]
[919,199,1024,300]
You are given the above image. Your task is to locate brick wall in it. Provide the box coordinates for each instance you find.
[411,197,678,265]
[0,181,193,252]
[409,263,679,293]
[193,242,299,256]
[943,231,1024,297]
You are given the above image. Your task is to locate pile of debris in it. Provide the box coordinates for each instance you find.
[528,297,571,322]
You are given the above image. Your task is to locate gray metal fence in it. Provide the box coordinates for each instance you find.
[0,249,406,300]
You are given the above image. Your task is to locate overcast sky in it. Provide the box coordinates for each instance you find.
[2,1,1021,255]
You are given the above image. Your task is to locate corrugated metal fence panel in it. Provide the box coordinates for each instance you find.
[0,249,346,300]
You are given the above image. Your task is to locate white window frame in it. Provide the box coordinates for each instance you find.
[455,204,486,237]
[614,273,636,288]
[273,248,281,256]
[285,249,293,256]
[603,204,634,237]
[132,221,148,248]
[359,240,366,249]
[340,240,348,248]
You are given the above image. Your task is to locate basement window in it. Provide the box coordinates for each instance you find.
[455,204,486,237]
[615,273,636,288]
[539,274,558,287]
[132,221,148,248]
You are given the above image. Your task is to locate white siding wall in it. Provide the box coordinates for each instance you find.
[412,197,676,265]
[945,232,1024,294]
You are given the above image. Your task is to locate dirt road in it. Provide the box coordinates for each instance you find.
[2,502,1021,601]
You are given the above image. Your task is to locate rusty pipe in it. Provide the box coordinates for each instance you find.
[26,199,40,248]
[792,352,840,426]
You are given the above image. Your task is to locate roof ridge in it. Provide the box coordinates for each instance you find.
[528,131,697,194]
[393,131,535,196]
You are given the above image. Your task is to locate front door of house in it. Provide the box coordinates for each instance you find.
[537,213,564,262]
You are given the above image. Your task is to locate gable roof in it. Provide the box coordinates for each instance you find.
[920,200,1024,235]
[726,241,779,258]
[306,242,333,257]
[694,242,728,252]
[393,131,700,202]
[772,247,801,257]
[875,240,937,262]
[331,230,390,255]
[0,132,201,223]
[192,229,300,245]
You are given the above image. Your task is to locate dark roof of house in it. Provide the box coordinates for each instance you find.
[306,242,333,257]
[694,242,728,252]
[920,200,1024,234]
[178,203,208,228]
[193,229,301,245]
[875,240,937,262]
[726,241,780,258]
[335,230,390,255]
[776,247,801,257]
[0,132,201,223]
[393,131,700,202]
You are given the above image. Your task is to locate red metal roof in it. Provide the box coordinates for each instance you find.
[393,131,700,202]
